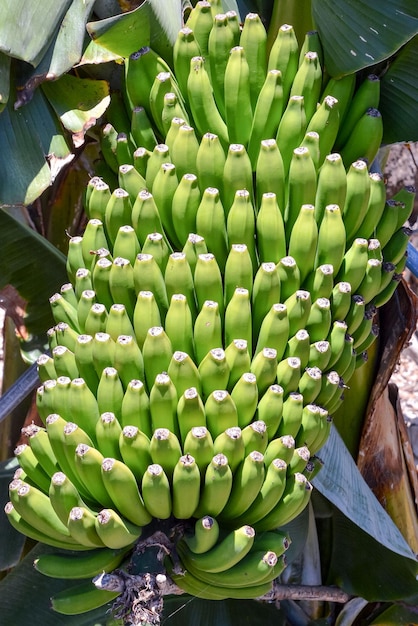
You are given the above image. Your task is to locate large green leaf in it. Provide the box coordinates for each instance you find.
[0,210,67,337]
[312,0,418,77]
[42,74,110,146]
[313,426,416,562]
[86,0,183,62]
[14,0,97,105]
[0,0,72,66]
[380,35,418,143]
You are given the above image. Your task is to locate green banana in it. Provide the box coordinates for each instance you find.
[224,287,252,349]
[171,173,201,248]
[305,297,332,343]
[255,139,286,213]
[224,339,252,391]
[224,244,254,307]
[149,372,179,436]
[254,472,313,531]
[330,281,352,322]
[340,108,383,168]
[290,51,322,122]
[95,411,123,461]
[178,525,256,573]
[298,366,323,404]
[198,348,230,400]
[111,333,144,389]
[26,425,59,477]
[73,443,114,508]
[241,420,268,456]
[288,445,311,475]
[131,106,158,151]
[335,74,380,149]
[168,350,202,398]
[101,457,151,527]
[50,578,121,615]
[183,426,214,472]
[239,12,267,110]
[231,458,288,526]
[256,192,286,264]
[205,390,238,438]
[263,434,296,467]
[187,56,229,146]
[276,391,304,438]
[133,253,169,317]
[250,348,278,397]
[252,262,281,337]
[320,72,355,126]
[172,453,201,519]
[285,329,311,370]
[34,546,129,579]
[276,95,307,176]
[141,463,172,519]
[288,204,318,283]
[196,132,226,198]
[223,143,253,215]
[119,425,152,480]
[219,451,265,521]
[285,147,317,239]
[95,508,142,549]
[256,383,284,439]
[207,14,234,117]
[194,253,224,319]
[165,294,195,358]
[226,191,257,270]
[193,300,223,365]
[230,372,259,429]
[314,153,347,225]
[224,46,253,146]
[195,186,228,272]
[52,345,79,380]
[14,444,51,493]
[177,387,206,444]
[149,428,183,480]
[267,23,299,102]
[247,69,284,169]
[151,162,180,249]
[193,452,233,518]
[315,204,347,276]
[305,95,340,167]
[254,303,289,360]
[277,256,301,302]
[308,339,331,371]
[284,289,312,337]
[184,515,220,554]
[374,200,405,249]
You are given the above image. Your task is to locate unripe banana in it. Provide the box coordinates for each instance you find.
[149,428,183,480]
[194,253,224,318]
[149,372,179,437]
[179,524,256,573]
[151,162,180,248]
[118,425,152,480]
[254,472,313,531]
[50,577,121,614]
[295,403,323,449]
[374,200,405,249]
[299,366,323,404]
[171,173,201,248]
[224,244,254,307]
[193,300,223,365]
[95,411,123,460]
[171,124,200,179]
[96,366,124,419]
[284,329,311,370]
[256,192,286,263]
[277,256,301,301]
[220,451,265,521]
[230,372,259,429]
[91,261,113,313]
[133,146,151,179]
[172,453,201,519]
[256,384,284,439]
[288,204,318,283]
[340,108,383,168]
[239,12,267,110]
[187,56,229,146]
[66,236,85,283]
[305,95,340,166]
[252,262,281,336]
[308,339,332,371]
[168,350,202,398]
[141,463,172,519]
[288,446,311,475]
[106,304,135,342]
[161,92,189,134]
[344,295,366,336]
[276,95,307,176]
[131,190,165,248]
[165,294,195,358]
[391,184,416,229]
[320,73,355,126]
[284,289,312,337]
[276,391,304,438]
[141,233,171,275]
[250,348,278,397]
[73,443,114,508]
[267,23,299,101]
[263,434,295,467]
[49,293,80,332]
[356,258,383,304]
[26,425,59,477]
[67,377,100,442]
[305,297,332,343]
[196,132,226,198]
[223,46,253,146]
[223,143,253,215]
[303,263,335,301]
[205,390,238,438]
[48,471,91,526]
[60,283,78,310]
[101,457,151,527]
[34,546,129,580]
[131,106,158,151]
[173,27,201,102]
[133,254,169,317]
[247,70,284,168]
[226,191,257,270]
[196,187,229,272]
[67,506,104,548]
[315,204,347,276]
[241,420,268,456]
[110,334,144,389]
[52,345,79,380]
[14,444,51,493]
[254,303,289,360]
[299,130,320,171]
[326,320,348,368]
[177,387,206,444]
[224,287,252,349]
[133,290,161,351]
[184,515,220,554]
[125,46,172,113]
[104,188,132,248]
[84,303,109,337]
[91,332,116,382]
[225,339,252,391]
[86,179,111,223]
[290,51,322,122]
[183,426,214,472]
[335,74,380,149]
[95,508,142,549]
[81,219,109,271]
[314,153,347,225]
[193,452,233,517]
[285,147,317,239]
[207,14,235,117]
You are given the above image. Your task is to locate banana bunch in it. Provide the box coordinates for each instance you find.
[8,1,416,615]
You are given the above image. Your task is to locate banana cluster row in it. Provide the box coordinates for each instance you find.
[9,3,415,611]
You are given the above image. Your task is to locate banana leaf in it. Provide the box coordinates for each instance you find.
[311,0,418,78]
[86,0,183,62]
[0,209,67,338]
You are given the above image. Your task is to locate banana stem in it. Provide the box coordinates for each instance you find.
[267,0,314,52]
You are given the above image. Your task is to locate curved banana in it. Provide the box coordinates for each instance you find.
[172,453,201,519]
[193,452,233,517]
